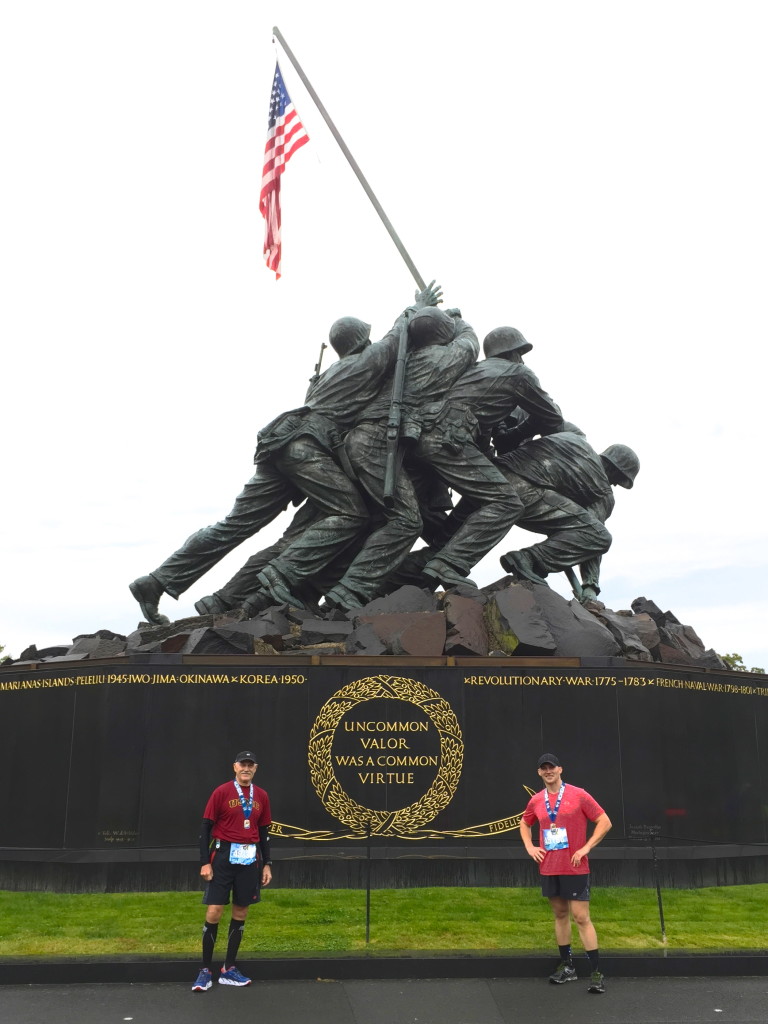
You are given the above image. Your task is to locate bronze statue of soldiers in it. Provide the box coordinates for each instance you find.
[405,326,565,589]
[495,430,639,600]
[320,305,479,611]
[128,286,441,625]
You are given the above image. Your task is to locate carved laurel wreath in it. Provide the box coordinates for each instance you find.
[308,675,463,836]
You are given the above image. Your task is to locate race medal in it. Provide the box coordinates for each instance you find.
[543,785,567,850]
[234,781,254,832]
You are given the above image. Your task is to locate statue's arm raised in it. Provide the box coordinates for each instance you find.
[414,279,443,308]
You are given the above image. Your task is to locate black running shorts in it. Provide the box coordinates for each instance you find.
[202,843,262,907]
[541,873,591,901]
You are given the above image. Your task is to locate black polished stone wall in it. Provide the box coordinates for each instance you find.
[1,662,766,889]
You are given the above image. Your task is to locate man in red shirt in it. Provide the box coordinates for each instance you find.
[191,751,273,992]
[520,753,611,994]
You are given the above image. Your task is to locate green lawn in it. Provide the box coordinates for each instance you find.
[0,886,766,957]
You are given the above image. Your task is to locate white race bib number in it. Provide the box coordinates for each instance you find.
[543,827,569,851]
[229,843,257,865]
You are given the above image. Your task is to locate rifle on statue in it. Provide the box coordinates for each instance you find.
[309,341,327,385]
[383,313,411,508]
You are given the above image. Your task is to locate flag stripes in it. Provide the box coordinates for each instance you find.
[260,63,309,277]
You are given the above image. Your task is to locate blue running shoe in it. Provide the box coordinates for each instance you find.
[191,967,212,991]
[219,965,251,986]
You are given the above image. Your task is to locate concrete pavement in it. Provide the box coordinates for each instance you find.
[1,976,768,1024]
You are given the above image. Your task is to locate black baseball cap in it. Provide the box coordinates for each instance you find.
[537,753,561,767]
[234,750,258,763]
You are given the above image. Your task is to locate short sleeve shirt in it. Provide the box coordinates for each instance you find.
[203,781,272,844]
[522,785,605,875]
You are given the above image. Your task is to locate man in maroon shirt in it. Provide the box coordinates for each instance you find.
[191,751,272,992]
[520,753,611,994]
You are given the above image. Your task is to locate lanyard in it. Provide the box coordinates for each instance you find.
[234,781,254,826]
[544,784,565,825]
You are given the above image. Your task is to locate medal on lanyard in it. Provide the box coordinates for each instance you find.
[234,781,254,829]
[544,783,565,832]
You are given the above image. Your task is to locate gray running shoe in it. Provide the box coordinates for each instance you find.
[549,961,577,984]
[588,970,605,994]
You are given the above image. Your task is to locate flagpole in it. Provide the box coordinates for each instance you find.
[272,26,427,292]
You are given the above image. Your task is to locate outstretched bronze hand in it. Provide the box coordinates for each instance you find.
[414,279,443,308]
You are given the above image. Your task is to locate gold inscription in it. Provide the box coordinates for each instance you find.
[344,721,428,731]
[463,674,617,686]
[98,829,139,845]
[656,677,758,695]
[334,755,439,767]
[337,716,438,784]
[308,675,463,836]
[357,772,415,784]
[238,674,305,684]
[0,671,306,690]
[488,814,524,833]
[461,673,764,697]
[360,737,409,749]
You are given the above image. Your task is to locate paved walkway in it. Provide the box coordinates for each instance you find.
[2,976,767,1024]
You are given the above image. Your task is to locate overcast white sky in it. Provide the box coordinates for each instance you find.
[2,1,766,668]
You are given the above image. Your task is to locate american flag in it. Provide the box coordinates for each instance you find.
[260,63,309,278]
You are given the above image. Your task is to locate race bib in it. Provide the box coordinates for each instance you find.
[229,843,257,865]
[542,827,569,851]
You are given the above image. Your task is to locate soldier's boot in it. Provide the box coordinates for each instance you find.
[499,549,549,586]
[320,583,367,613]
[240,590,276,618]
[423,557,478,591]
[257,566,307,610]
[194,593,232,616]
[129,575,171,626]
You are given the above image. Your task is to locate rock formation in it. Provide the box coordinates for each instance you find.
[6,582,727,670]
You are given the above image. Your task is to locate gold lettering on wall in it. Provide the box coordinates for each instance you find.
[0,672,306,690]
[308,675,463,837]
